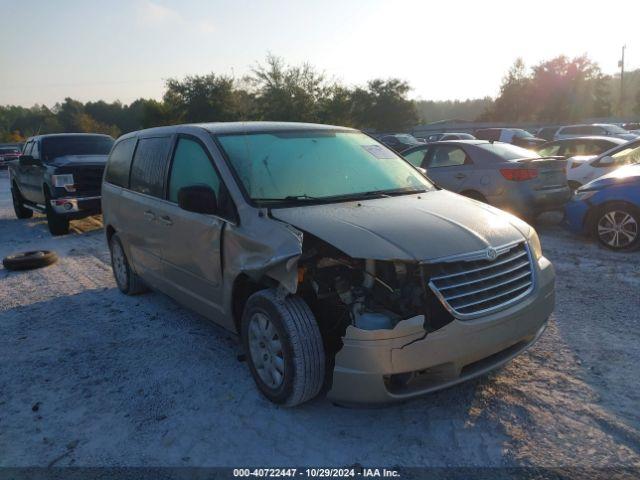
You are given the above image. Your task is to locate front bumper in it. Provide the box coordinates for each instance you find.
[50,195,102,217]
[327,256,555,405]
[563,198,591,235]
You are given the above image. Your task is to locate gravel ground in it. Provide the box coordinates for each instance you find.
[0,168,639,469]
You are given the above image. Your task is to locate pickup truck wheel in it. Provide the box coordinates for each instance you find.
[593,202,640,251]
[11,186,33,219]
[2,250,58,271]
[44,191,70,236]
[109,233,147,295]
[241,289,325,406]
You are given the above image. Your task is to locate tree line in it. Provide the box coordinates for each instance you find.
[1,54,640,142]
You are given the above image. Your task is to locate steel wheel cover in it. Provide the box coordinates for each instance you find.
[598,210,638,248]
[111,240,128,287]
[248,312,285,389]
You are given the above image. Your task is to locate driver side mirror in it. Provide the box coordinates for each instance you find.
[598,155,614,166]
[178,185,217,214]
[19,155,40,166]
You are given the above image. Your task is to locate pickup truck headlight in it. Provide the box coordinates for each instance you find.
[528,228,543,261]
[52,174,75,192]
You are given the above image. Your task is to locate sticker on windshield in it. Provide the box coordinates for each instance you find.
[362,145,396,159]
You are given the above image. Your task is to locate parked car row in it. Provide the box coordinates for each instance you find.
[6,120,639,408]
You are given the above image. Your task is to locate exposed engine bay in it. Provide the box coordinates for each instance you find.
[295,234,454,355]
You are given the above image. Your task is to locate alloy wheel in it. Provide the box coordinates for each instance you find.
[597,210,638,249]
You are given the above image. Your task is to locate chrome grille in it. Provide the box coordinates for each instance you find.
[427,242,534,319]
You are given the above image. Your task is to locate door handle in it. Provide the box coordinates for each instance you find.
[455,173,466,179]
[143,210,156,221]
[158,215,173,226]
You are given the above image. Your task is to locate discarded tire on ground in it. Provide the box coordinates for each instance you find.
[2,251,58,271]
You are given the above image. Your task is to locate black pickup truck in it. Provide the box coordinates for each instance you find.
[9,133,114,235]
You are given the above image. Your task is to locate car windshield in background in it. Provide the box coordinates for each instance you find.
[216,130,433,205]
[603,125,629,135]
[42,136,114,161]
[512,129,534,138]
[0,147,20,154]
[477,143,541,160]
[396,134,421,145]
[610,145,640,166]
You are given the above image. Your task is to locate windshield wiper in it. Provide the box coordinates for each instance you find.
[253,194,320,204]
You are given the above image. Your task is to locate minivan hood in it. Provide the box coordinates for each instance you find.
[49,154,108,167]
[271,190,528,261]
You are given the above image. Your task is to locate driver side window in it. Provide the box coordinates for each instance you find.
[168,138,221,204]
[404,149,427,167]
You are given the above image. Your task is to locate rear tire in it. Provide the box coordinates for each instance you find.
[241,289,325,406]
[593,202,640,251]
[109,233,148,294]
[11,185,33,219]
[568,180,582,192]
[44,190,70,236]
[461,190,487,203]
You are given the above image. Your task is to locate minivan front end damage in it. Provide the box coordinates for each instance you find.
[327,255,554,404]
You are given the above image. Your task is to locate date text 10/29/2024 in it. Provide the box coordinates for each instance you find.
[233,468,401,478]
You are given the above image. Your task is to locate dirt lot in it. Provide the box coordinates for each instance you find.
[0,168,639,469]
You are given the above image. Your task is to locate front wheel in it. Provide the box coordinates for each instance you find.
[593,203,640,251]
[44,191,70,236]
[241,289,325,406]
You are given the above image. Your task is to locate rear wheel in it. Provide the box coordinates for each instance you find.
[593,203,640,251]
[44,190,70,236]
[568,180,582,192]
[241,289,325,406]
[461,190,487,203]
[11,185,33,219]
[109,233,147,295]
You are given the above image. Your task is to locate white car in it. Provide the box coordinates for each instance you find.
[554,124,638,141]
[566,139,640,189]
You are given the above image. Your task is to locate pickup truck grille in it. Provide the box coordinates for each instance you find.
[427,242,534,319]
[72,166,105,195]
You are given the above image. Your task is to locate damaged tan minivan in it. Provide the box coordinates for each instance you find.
[102,122,555,406]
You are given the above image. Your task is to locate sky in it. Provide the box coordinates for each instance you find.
[0,0,639,107]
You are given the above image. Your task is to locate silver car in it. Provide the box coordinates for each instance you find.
[403,140,571,219]
[554,124,638,141]
[102,122,555,406]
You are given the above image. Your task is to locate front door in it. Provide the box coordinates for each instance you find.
[155,136,227,319]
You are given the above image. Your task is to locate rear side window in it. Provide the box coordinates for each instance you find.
[428,146,469,167]
[105,138,137,188]
[129,136,172,197]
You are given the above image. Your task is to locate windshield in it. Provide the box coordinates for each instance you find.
[396,134,420,145]
[512,129,534,138]
[602,124,629,135]
[42,136,114,161]
[0,147,20,154]
[477,143,541,160]
[216,130,434,206]
[609,145,640,166]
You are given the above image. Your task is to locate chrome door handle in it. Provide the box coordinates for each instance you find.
[158,215,173,226]
[143,210,156,221]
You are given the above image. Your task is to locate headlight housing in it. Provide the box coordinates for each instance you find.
[528,228,543,261]
[52,174,75,192]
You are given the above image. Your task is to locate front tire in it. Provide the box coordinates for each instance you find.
[241,289,325,406]
[11,185,33,219]
[593,202,640,251]
[44,190,70,236]
[109,233,147,295]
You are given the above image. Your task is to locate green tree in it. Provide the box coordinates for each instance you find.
[351,79,417,131]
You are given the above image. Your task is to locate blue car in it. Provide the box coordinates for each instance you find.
[565,163,640,251]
